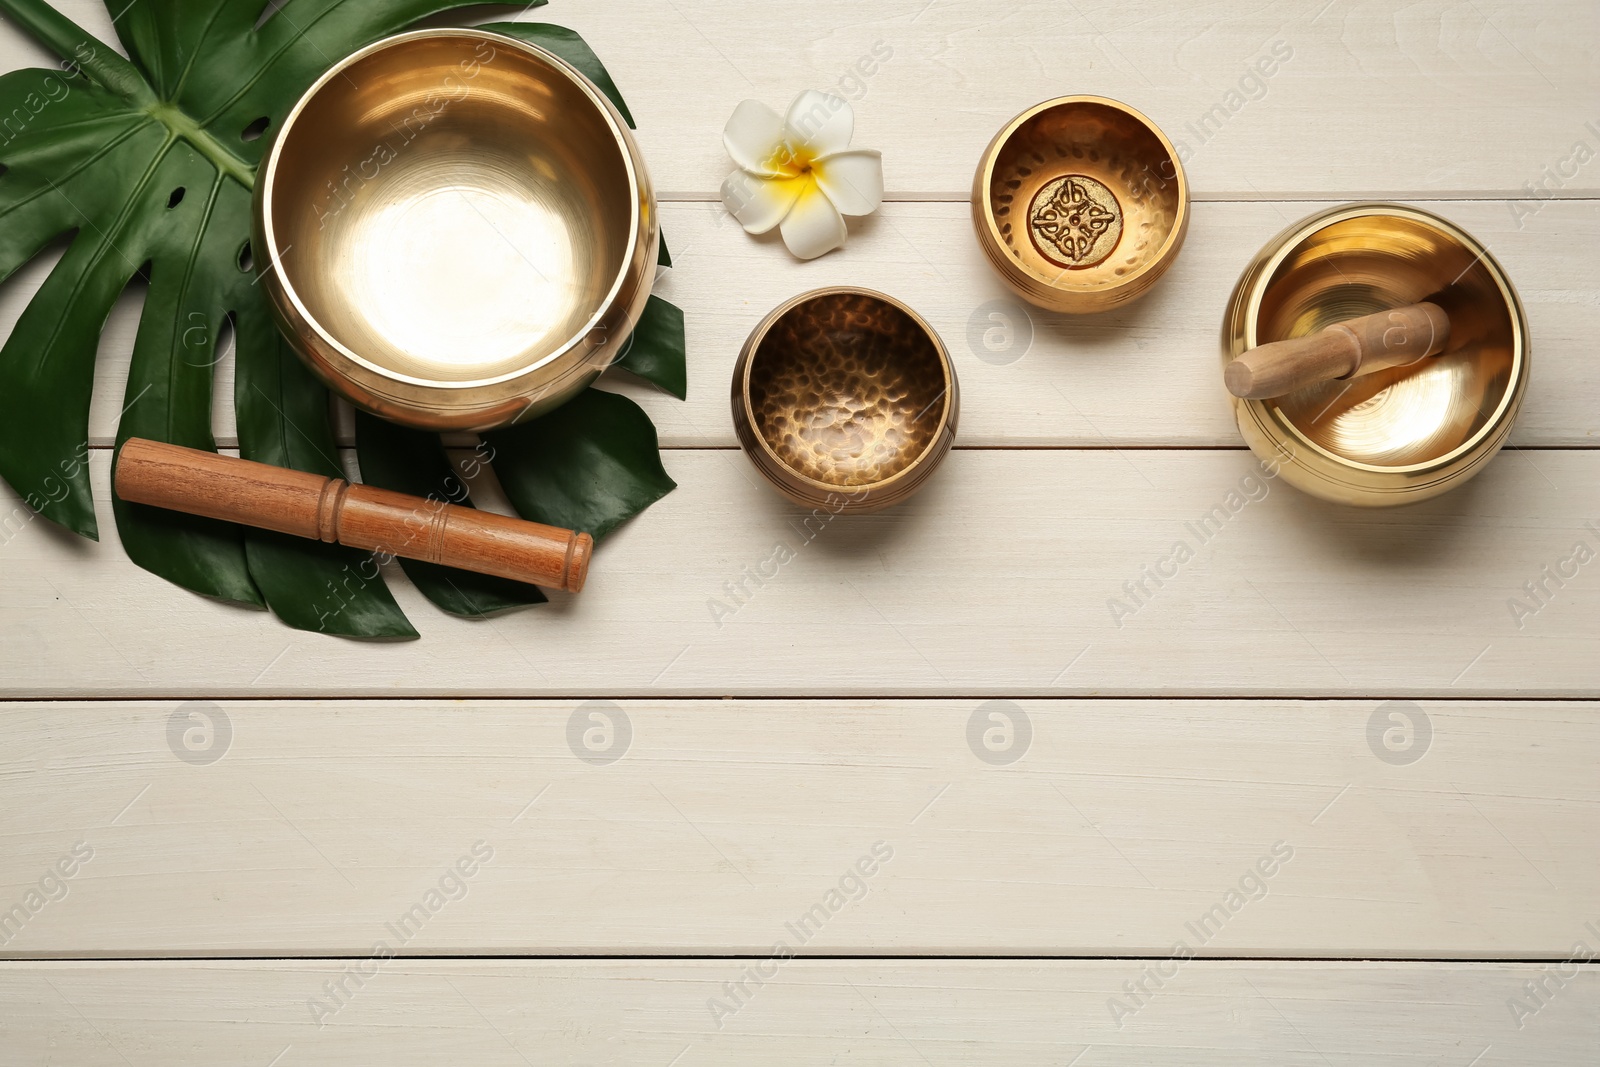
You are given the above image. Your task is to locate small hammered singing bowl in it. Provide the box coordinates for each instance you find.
[254,28,657,432]
[731,289,959,514]
[1222,203,1529,507]
[972,95,1188,314]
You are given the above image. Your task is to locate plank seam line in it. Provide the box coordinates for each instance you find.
[4,695,1599,704]
[655,193,1600,205]
[73,444,1600,453]
[2,955,1596,965]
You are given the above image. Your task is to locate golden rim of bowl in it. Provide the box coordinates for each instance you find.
[737,286,959,500]
[975,94,1190,297]
[1230,201,1528,479]
[256,27,646,393]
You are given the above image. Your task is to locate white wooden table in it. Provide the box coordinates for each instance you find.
[3,2,1598,1063]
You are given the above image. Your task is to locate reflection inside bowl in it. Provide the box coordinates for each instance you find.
[1257,215,1517,467]
[748,292,950,487]
[342,180,581,370]
[985,98,1183,294]
[267,33,634,384]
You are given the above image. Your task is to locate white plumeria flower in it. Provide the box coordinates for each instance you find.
[720,89,884,260]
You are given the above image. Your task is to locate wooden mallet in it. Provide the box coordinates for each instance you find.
[115,438,591,593]
[1224,301,1451,401]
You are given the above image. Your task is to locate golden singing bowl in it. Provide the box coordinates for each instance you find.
[254,28,657,431]
[1223,203,1529,507]
[972,96,1188,314]
[731,288,959,514]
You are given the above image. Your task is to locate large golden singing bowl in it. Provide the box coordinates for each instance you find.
[1223,203,1529,507]
[732,289,959,514]
[972,96,1188,314]
[254,28,657,431]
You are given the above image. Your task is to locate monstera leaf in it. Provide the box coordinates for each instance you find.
[488,389,676,543]
[0,0,687,636]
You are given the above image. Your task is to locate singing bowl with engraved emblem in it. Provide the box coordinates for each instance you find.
[1222,203,1529,507]
[972,95,1188,314]
[731,289,959,514]
[254,28,658,432]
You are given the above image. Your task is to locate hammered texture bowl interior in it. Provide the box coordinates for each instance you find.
[1254,214,1518,467]
[747,292,950,489]
[982,97,1184,306]
[267,32,635,384]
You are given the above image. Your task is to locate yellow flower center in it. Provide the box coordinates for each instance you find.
[768,141,816,178]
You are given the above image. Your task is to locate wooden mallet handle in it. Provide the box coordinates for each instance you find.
[1224,301,1450,400]
[115,438,591,593]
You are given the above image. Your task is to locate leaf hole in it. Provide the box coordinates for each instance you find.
[209,315,238,435]
[238,242,254,273]
[240,116,270,142]
[253,0,288,30]
[166,187,185,209]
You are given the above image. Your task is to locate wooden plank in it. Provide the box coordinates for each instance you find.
[2,960,1594,1064]
[5,2,1597,199]
[1,699,1594,958]
[2,448,1600,700]
[7,198,1596,449]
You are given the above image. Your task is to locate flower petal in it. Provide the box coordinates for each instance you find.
[783,89,854,157]
[779,177,848,260]
[724,98,793,177]
[722,170,805,234]
[812,149,883,216]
